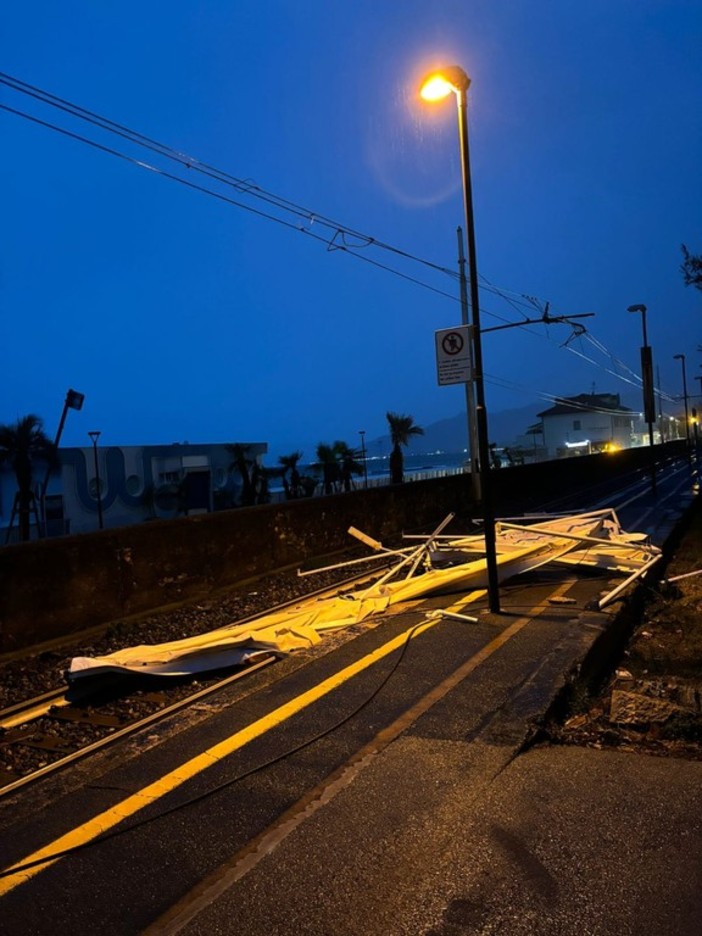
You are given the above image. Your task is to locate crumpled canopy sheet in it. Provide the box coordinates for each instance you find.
[493,515,660,573]
[67,525,591,682]
[68,595,391,680]
[67,511,641,682]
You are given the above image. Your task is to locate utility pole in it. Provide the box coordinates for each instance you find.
[457,226,480,501]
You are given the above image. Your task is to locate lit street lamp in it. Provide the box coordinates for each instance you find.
[420,66,500,612]
[627,303,656,494]
[88,431,104,530]
[673,354,691,463]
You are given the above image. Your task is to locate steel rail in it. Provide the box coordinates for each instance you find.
[0,562,396,797]
[0,655,276,799]
[0,688,68,730]
[0,562,392,731]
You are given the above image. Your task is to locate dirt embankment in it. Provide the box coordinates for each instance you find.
[550,500,702,760]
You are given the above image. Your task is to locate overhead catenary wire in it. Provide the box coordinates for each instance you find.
[0,72,459,280]
[0,102,461,305]
[0,72,683,408]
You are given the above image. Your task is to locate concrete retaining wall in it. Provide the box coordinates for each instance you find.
[0,443,683,653]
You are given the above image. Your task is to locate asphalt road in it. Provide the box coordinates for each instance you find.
[0,456,699,935]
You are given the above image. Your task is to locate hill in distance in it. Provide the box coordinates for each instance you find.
[370,402,543,455]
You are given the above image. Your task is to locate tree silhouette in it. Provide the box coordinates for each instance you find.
[227,443,258,506]
[333,440,363,492]
[0,414,56,541]
[681,244,702,292]
[386,412,424,484]
[315,443,340,495]
[279,451,304,499]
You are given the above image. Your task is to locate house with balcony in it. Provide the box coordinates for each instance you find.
[536,393,635,460]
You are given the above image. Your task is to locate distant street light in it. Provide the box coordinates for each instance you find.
[420,65,500,612]
[673,354,691,463]
[359,430,368,489]
[88,431,104,530]
[627,304,656,494]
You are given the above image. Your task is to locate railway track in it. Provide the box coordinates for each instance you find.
[0,562,393,796]
[1,461,690,799]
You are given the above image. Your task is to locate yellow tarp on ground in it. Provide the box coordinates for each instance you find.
[67,539,565,680]
[68,594,392,679]
[68,511,652,681]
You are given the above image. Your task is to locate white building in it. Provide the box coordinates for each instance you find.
[536,393,635,460]
[1,441,267,542]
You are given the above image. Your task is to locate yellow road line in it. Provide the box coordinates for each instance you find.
[0,613,445,895]
[144,582,571,936]
[2,583,563,897]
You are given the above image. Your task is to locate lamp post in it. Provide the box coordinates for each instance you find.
[694,375,702,461]
[420,66,500,612]
[457,225,481,499]
[359,430,368,489]
[39,388,85,534]
[627,303,656,494]
[673,354,691,463]
[88,431,104,530]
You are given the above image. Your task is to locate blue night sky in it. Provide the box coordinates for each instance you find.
[2,1,701,461]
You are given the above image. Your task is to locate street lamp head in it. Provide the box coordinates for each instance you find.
[88,430,101,445]
[674,353,685,361]
[627,304,647,313]
[420,66,470,101]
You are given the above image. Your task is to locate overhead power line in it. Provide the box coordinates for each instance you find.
[0,71,559,324]
[1,72,680,405]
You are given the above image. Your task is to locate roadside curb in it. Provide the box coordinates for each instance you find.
[535,493,702,738]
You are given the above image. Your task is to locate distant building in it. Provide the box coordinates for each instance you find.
[536,393,635,459]
[1,441,267,542]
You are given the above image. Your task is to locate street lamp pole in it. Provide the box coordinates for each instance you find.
[627,304,656,495]
[359,430,368,489]
[673,354,691,463]
[694,375,702,461]
[40,388,85,535]
[421,67,500,612]
[88,431,104,530]
[457,226,481,501]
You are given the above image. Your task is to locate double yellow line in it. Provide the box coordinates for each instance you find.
[0,605,458,895]
[1,582,570,896]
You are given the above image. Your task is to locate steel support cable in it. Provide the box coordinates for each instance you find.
[0,72,459,282]
[483,374,642,417]
[3,70,604,338]
[2,73,610,343]
[4,74,681,405]
[0,103,462,304]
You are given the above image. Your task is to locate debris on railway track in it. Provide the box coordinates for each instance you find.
[64,509,658,683]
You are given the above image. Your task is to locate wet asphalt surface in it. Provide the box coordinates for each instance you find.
[1,459,700,935]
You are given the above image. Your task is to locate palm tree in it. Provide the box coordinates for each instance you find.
[226,443,256,506]
[333,440,363,492]
[315,443,341,495]
[386,412,424,484]
[0,414,57,541]
[279,451,304,499]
